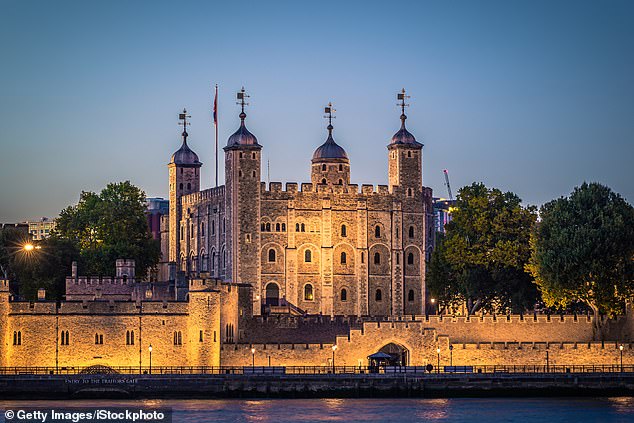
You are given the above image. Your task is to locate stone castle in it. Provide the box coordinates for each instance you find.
[164,90,433,318]
[0,89,631,370]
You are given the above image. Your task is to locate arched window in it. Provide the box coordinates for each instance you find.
[341,224,347,237]
[407,151,412,158]
[338,179,343,185]
[266,223,271,231]
[396,253,400,265]
[407,188,412,197]
[361,252,365,263]
[341,252,347,264]
[261,223,265,231]
[375,289,382,301]
[282,223,286,231]
[322,178,327,184]
[212,220,215,235]
[179,183,183,190]
[407,252,414,265]
[375,226,381,238]
[296,223,300,232]
[239,170,243,177]
[301,223,305,232]
[304,284,314,301]
[304,249,312,263]
[322,164,326,171]
[408,289,415,302]
[126,331,130,345]
[180,226,184,240]
[339,164,343,171]
[374,252,381,265]
[409,226,414,238]
[268,249,276,262]
[95,333,103,344]
[341,289,347,302]
[187,182,191,190]
[201,222,205,237]
[276,223,280,232]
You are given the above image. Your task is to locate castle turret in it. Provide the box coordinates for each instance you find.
[168,109,202,270]
[388,89,423,198]
[224,87,262,314]
[311,103,350,187]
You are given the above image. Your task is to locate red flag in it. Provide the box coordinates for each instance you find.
[213,86,218,126]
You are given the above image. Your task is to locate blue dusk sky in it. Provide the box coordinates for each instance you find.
[0,0,633,221]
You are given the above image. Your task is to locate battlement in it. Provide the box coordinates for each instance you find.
[0,279,9,292]
[258,181,394,196]
[181,186,225,206]
[66,276,136,286]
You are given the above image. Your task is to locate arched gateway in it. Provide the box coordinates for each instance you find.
[377,343,409,366]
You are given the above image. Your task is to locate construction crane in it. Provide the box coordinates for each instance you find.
[443,169,453,201]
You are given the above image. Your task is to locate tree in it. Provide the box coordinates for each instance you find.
[54,181,160,279]
[0,226,31,280]
[527,182,634,317]
[427,183,538,314]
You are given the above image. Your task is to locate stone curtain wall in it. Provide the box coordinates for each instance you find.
[222,321,634,368]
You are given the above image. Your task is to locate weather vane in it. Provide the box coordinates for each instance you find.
[324,102,336,135]
[236,87,250,121]
[178,108,191,140]
[397,88,410,117]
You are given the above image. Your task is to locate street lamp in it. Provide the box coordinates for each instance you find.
[619,345,624,372]
[449,345,454,367]
[431,298,437,315]
[148,344,153,374]
[332,345,338,374]
[436,347,441,374]
[251,347,256,368]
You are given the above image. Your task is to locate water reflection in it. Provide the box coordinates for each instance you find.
[0,398,632,422]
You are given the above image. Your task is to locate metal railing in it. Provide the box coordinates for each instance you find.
[0,364,632,376]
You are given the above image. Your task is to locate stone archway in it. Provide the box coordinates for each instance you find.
[378,342,409,366]
[265,282,280,306]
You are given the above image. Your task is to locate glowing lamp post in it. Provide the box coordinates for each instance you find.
[620,345,624,372]
[430,298,437,315]
[332,345,338,374]
[148,344,152,374]
[436,347,441,374]
[251,347,256,369]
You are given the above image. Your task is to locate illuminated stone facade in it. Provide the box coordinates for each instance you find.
[168,99,434,317]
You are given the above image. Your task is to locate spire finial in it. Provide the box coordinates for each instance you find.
[324,102,336,137]
[236,86,250,124]
[178,108,191,142]
[397,88,410,127]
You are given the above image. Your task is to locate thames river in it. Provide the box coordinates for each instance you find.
[1,398,633,422]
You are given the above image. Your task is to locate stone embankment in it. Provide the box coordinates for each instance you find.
[0,373,632,399]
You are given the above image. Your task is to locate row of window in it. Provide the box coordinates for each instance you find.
[293,285,416,302]
[267,249,416,265]
[261,222,286,232]
[320,163,345,172]
[11,330,209,346]
[181,220,225,240]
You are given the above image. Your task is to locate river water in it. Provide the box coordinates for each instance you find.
[1,397,633,422]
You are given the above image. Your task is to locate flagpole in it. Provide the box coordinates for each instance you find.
[215,84,219,188]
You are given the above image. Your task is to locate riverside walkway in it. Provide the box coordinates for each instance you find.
[0,366,632,399]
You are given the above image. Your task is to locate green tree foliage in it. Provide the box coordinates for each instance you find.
[527,182,634,316]
[427,183,538,314]
[54,181,160,279]
[0,228,78,300]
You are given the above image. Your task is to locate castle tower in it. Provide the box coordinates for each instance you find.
[224,88,262,313]
[311,103,350,187]
[388,89,423,196]
[168,110,202,268]
[388,90,425,316]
